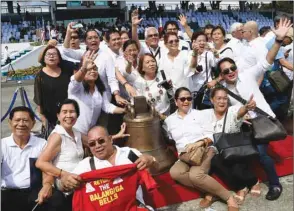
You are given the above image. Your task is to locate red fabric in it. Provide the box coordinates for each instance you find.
[73,164,157,211]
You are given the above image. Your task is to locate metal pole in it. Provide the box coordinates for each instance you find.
[17,81,26,106]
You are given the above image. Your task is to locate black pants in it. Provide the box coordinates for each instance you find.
[210,155,258,191]
[1,188,66,211]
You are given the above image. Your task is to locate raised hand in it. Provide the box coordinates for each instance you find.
[245,94,256,111]
[178,14,188,27]
[272,18,293,40]
[67,22,78,34]
[131,9,143,26]
[82,51,98,71]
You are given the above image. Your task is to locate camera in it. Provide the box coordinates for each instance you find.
[196,65,203,72]
[158,80,173,90]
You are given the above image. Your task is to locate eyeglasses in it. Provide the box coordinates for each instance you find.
[71,36,79,40]
[222,65,237,75]
[88,139,106,147]
[168,39,179,45]
[147,33,159,38]
[178,97,193,102]
[45,53,58,58]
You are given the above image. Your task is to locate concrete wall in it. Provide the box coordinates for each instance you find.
[1,45,45,73]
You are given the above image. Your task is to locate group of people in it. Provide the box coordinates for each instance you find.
[1,9,293,211]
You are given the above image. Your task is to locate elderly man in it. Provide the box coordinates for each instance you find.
[60,126,156,210]
[211,18,292,200]
[227,22,245,63]
[1,106,61,211]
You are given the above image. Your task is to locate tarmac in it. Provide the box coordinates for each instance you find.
[1,80,293,211]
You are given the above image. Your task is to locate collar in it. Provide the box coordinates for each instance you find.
[54,125,79,142]
[175,108,192,119]
[107,47,122,58]
[7,133,35,147]
[94,145,120,163]
[148,45,160,53]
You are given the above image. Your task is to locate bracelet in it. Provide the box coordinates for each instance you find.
[42,182,54,187]
[275,38,283,43]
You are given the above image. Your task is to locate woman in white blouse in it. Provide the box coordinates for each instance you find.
[163,87,240,211]
[211,26,234,64]
[159,32,195,90]
[134,53,170,116]
[36,99,84,211]
[115,40,140,99]
[201,87,261,205]
[68,51,125,136]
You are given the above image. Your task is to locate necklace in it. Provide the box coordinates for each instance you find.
[144,77,164,104]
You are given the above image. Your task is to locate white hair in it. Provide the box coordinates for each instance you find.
[144,27,159,40]
[230,22,243,33]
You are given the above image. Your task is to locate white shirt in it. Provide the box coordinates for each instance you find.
[226,37,245,64]
[163,109,213,153]
[214,44,234,64]
[223,58,276,117]
[188,50,216,92]
[159,50,193,90]
[68,76,116,134]
[140,43,163,64]
[201,105,244,135]
[1,134,47,189]
[239,37,268,71]
[115,57,140,99]
[134,73,170,114]
[58,46,81,64]
[51,125,84,173]
[50,29,57,38]
[72,146,145,203]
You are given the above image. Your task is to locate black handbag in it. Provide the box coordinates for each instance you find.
[218,84,287,143]
[213,111,259,162]
[267,64,292,93]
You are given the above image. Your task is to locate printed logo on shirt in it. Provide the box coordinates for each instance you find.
[86,182,95,193]
[113,177,123,185]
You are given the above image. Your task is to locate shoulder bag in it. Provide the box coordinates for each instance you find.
[218,84,287,143]
[267,62,292,93]
[213,111,259,162]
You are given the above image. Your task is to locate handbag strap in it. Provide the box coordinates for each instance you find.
[221,111,228,133]
[205,52,208,83]
[217,83,274,118]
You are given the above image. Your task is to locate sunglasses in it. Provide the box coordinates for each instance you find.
[147,33,159,38]
[222,65,237,75]
[178,97,193,102]
[168,39,179,45]
[88,139,106,147]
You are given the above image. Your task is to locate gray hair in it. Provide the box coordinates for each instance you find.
[144,27,159,40]
[230,22,243,33]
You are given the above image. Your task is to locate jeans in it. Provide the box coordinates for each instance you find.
[257,144,280,187]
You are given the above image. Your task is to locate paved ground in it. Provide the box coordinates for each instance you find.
[1,80,293,211]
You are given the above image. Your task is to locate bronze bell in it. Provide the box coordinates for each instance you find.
[123,96,177,175]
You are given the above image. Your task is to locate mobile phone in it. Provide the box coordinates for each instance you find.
[158,80,173,90]
[128,150,139,163]
[72,23,83,29]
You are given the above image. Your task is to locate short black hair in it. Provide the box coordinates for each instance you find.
[204,24,214,30]
[211,25,226,37]
[123,39,139,52]
[175,87,191,100]
[217,57,236,74]
[9,106,35,121]
[191,31,208,42]
[210,87,228,99]
[57,99,80,117]
[259,26,271,36]
[84,28,100,41]
[105,29,120,42]
[39,45,63,67]
[164,20,179,32]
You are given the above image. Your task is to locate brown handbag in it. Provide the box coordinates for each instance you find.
[179,140,208,166]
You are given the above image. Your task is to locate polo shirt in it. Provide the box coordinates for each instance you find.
[1,134,46,189]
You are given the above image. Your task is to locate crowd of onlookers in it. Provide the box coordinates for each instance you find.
[1,8,293,211]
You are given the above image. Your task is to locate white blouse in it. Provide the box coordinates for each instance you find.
[52,125,84,173]
[134,73,170,114]
[214,44,234,64]
[158,50,193,90]
[188,50,216,92]
[115,56,140,99]
[68,76,116,134]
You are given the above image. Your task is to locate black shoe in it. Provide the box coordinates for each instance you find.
[266,185,283,200]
